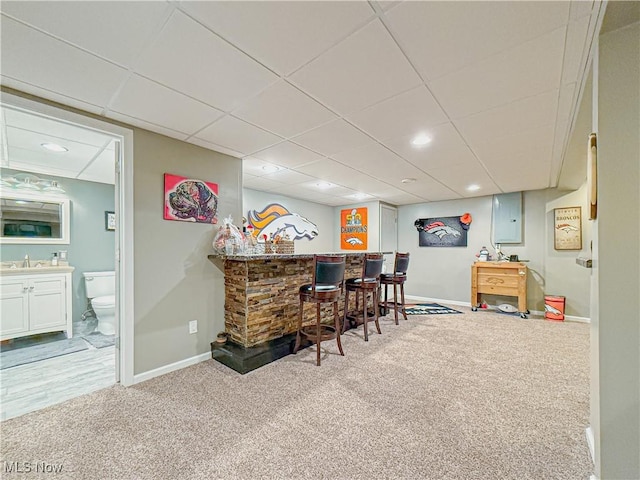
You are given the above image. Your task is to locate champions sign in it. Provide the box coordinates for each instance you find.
[340,207,367,250]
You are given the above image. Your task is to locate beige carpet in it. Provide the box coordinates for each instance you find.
[0,307,592,480]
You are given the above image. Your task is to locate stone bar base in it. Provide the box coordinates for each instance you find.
[210,253,365,349]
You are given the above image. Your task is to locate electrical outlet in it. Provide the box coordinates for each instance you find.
[189,320,198,334]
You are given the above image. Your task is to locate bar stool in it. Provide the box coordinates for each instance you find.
[380,252,410,325]
[293,254,346,366]
[343,253,384,341]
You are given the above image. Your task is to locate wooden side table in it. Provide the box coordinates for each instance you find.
[471,261,529,318]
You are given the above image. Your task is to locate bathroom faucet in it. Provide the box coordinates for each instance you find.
[22,254,30,268]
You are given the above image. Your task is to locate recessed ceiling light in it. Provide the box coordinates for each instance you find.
[41,142,68,153]
[348,193,371,200]
[316,182,333,189]
[401,178,416,184]
[261,164,280,173]
[411,134,431,147]
[467,184,480,191]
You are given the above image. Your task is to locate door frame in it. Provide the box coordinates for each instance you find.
[1,91,135,386]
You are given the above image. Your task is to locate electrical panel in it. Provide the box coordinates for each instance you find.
[493,192,522,244]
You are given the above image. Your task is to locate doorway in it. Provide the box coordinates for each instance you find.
[0,91,134,418]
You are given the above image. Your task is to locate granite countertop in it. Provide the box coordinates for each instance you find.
[0,264,75,275]
[208,251,393,261]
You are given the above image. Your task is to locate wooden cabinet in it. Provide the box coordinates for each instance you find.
[0,271,73,340]
[471,261,528,317]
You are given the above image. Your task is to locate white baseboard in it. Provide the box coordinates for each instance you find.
[133,352,211,384]
[405,295,471,308]
[406,296,590,323]
[586,426,595,465]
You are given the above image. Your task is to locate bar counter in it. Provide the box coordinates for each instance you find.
[208,253,369,349]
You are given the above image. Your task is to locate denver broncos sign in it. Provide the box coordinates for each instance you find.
[247,203,318,241]
[414,214,472,247]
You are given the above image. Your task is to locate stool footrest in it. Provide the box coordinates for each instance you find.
[300,324,338,343]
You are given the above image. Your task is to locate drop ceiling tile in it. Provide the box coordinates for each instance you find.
[557,83,576,124]
[291,119,371,156]
[332,141,422,180]
[0,16,129,107]
[180,1,375,75]
[381,191,425,206]
[78,148,116,185]
[110,75,224,135]
[0,77,105,116]
[386,1,569,81]
[426,162,501,197]
[262,169,314,185]
[393,174,460,202]
[136,11,278,112]
[232,81,336,138]
[187,137,242,159]
[251,141,325,168]
[243,174,286,191]
[6,129,103,172]
[195,116,283,155]
[472,124,555,172]
[289,19,422,115]
[570,0,595,20]
[1,1,171,68]
[295,158,362,183]
[454,90,559,147]
[428,28,566,119]
[492,159,552,192]
[562,15,591,85]
[295,181,355,197]
[107,112,189,143]
[4,108,113,147]
[347,86,448,141]
[383,122,478,172]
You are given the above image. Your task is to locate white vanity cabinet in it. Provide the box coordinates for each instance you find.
[0,268,73,340]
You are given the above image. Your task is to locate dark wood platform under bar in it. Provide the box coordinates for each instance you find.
[207,252,382,373]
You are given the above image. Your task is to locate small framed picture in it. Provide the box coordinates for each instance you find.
[554,207,582,250]
[105,211,116,231]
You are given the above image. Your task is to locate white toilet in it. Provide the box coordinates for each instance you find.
[83,271,116,335]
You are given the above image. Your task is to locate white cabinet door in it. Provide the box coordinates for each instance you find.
[28,276,66,332]
[0,278,30,338]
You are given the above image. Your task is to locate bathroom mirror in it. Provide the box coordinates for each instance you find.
[0,190,70,244]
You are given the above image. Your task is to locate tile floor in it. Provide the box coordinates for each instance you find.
[0,318,116,421]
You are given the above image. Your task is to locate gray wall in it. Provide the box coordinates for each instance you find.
[133,129,242,374]
[243,188,334,253]
[592,21,640,479]
[397,189,591,316]
[0,167,115,325]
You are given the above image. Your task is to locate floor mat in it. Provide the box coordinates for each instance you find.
[404,303,462,315]
[0,337,88,370]
[82,333,115,349]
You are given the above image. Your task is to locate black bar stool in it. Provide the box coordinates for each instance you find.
[293,254,346,366]
[343,253,384,341]
[380,252,410,325]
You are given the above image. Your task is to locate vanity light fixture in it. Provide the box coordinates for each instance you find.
[3,173,66,194]
[41,180,66,193]
[411,134,431,147]
[466,184,481,192]
[41,142,69,153]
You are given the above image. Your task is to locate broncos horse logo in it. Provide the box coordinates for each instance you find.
[424,221,461,239]
[248,203,319,241]
[556,223,580,233]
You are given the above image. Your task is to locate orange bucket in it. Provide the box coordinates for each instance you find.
[544,295,566,321]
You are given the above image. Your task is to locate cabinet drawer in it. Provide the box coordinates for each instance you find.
[477,284,519,296]
[477,273,521,289]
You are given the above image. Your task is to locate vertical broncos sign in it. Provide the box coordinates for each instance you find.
[341,207,367,250]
